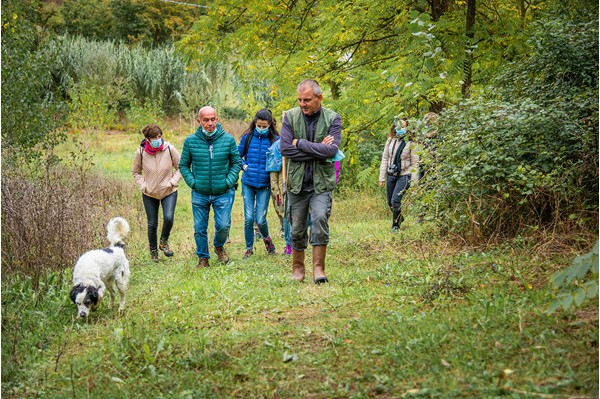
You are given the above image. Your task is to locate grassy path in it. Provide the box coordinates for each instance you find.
[2,130,598,398]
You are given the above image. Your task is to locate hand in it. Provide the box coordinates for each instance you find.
[292,139,298,147]
[243,164,248,171]
[321,135,334,145]
[276,195,282,206]
[378,181,385,187]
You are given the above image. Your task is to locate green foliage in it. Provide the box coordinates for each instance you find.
[417,10,598,239]
[67,83,119,132]
[50,36,194,116]
[548,240,599,313]
[57,0,201,45]
[125,99,165,134]
[1,0,66,162]
[60,0,115,40]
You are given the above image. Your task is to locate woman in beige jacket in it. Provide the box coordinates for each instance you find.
[132,124,182,261]
[378,117,419,232]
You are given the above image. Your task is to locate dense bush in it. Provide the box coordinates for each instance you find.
[419,13,598,241]
[1,0,66,161]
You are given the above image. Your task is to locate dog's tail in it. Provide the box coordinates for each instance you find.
[106,217,130,248]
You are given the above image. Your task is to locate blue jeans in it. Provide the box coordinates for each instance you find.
[142,191,177,251]
[191,190,231,259]
[241,183,271,250]
[227,187,236,230]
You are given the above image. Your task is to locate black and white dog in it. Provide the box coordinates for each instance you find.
[70,217,131,318]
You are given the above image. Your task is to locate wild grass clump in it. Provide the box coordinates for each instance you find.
[1,150,137,291]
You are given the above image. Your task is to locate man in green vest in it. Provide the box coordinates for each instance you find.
[280,79,342,284]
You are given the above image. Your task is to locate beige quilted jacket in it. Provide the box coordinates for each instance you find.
[132,141,182,200]
[378,137,420,183]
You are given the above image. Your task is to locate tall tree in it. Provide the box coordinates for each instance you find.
[461,0,476,98]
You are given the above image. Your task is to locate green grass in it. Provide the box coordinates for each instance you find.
[2,129,598,398]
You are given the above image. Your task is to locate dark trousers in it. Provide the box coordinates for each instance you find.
[386,174,410,213]
[142,191,177,250]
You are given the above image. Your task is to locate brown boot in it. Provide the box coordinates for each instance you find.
[197,257,209,268]
[291,249,305,282]
[159,239,174,257]
[214,246,230,264]
[312,245,328,284]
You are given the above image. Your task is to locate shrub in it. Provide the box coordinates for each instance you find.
[548,240,599,313]
[1,142,137,290]
[418,12,598,241]
[1,1,66,162]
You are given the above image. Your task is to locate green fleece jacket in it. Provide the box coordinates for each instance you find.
[179,123,242,196]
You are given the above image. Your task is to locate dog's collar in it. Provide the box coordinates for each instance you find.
[114,242,126,249]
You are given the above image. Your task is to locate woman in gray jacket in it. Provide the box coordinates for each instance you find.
[132,124,182,261]
[378,117,419,232]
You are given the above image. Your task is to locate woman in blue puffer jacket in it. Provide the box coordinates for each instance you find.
[238,109,279,257]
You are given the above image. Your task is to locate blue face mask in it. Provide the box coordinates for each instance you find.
[395,128,406,136]
[255,126,269,136]
[150,138,163,148]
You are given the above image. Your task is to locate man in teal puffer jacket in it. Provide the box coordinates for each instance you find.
[180,106,242,267]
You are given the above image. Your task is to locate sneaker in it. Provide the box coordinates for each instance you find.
[150,249,159,262]
[197,257,209,268]
[263,236,276,254]
[214,246,230,264]
[159,240,174,257]
[243,249,253,258]
[391,225,400,233]
[283,244,292,255]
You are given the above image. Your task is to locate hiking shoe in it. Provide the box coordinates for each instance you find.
[214,246,230,264]
[283,244,292,255]
[197,257,209,268]
[264,236,276,254]
[243,249,253,258]
[150,249,159,262]
[159,240,174,257]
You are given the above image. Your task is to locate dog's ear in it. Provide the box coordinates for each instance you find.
[88,286,100,305]
[70,284,83,303]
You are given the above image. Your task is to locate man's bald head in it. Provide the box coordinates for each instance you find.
[197,106,218,133]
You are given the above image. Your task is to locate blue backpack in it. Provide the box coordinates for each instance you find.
[265,139,282,172]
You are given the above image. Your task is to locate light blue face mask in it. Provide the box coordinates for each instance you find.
[395,128,406,136]
[150,138,163,148]
[255,126,269,135]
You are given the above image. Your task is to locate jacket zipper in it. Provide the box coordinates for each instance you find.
[208,143,213,195]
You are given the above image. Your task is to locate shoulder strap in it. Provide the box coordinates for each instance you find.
[392,140,406,168]
[242,133,253,158]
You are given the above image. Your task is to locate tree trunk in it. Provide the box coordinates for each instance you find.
[327,79,341,100]
[429,0,452,22]
[461,0,476,99]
